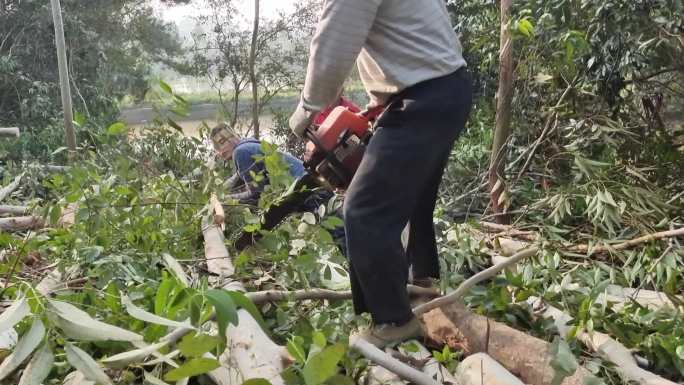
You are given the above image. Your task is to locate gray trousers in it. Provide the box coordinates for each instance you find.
[343,68,472,324]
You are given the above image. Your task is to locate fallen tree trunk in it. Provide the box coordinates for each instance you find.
[0,127,19,137]
[530,298,677,385]
[0,216,45,232]
[0,205,29,216]
[202,214,290,384]
[422,304,592,385]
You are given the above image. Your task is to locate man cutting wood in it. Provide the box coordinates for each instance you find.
[290,0,473,347]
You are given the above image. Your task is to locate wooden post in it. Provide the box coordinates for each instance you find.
[49,0,77,160]
[249,0,260,139]
[488,0,514,224]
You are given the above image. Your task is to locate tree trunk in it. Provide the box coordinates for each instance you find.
[249,0,260,139]
[49,0,76,160]
[488,0,514,224]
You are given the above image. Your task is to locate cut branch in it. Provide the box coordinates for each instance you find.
[246,285,439,305]
[413,247,539,316]
[349,337,439,385]
[530,298,677,385]
[568,227,684,255]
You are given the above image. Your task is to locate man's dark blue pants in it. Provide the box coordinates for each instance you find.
[343,68,473,325]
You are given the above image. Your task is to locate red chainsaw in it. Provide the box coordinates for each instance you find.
[303,105,384,190]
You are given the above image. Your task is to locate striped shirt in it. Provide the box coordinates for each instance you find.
[300,0,467,111]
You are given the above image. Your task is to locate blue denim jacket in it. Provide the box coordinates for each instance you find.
[229,138,306,203]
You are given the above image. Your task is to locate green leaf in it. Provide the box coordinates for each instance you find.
[163,253,189,287]
[18,343,53,385]
[302,344,346,385]
[583,374,606,385]
[287,337,306,365]
[121,295,191,329]
[550,337,578,385]
[227,291,265,329]
[0,296,30,333]
[324,375,355,385]
[144,371,171,385]
[312,331,327,349]
[321,216,344,230]
[107,122,127,136]
[676,345,684,360]
[205,289,238,338]
[302,212,316,225]
[178,333,222,358]
[47,300,142,342]
[534,73,553,84]
[65,343,113,385]
[242,379,274,385]
[167,119,184,133]
[163,358,220,381]
[517,18,535,37]
[155,277,175,315]
[101,340,170,368]
[159,80,173,94]
[0,320,45,381]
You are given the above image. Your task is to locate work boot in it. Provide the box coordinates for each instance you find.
[351,316,424,349]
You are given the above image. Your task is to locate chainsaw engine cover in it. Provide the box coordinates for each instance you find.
[305,107,373,190]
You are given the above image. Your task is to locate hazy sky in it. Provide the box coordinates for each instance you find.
[155,0,300,24]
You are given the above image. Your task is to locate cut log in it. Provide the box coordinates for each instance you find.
[0,174,23,203]
[0,216,45,232]
[0,205,28,216]
[456,353,525,385]
[530,298,677,385]
[0,127,19,138]
[422,304,592,385]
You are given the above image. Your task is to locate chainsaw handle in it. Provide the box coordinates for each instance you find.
[360,105,386,121]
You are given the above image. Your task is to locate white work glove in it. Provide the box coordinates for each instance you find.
[289,101,317,138]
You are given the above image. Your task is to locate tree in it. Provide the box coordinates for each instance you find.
[488,0,514,224]
[0,0,183,160]
[182,0,321,136]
